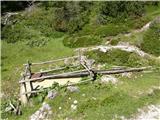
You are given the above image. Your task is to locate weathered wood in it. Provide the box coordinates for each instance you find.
[19,69,86,83]
[35,65,80,74]
[19,67,150,83]
[23,56,78,66]
[19,74,29,105]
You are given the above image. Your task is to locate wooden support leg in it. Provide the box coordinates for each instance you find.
[20,82,28,105]
[19,73,29,105]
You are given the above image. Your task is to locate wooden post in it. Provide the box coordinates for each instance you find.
[78,49,82,65]
[20,73,29,105]
[26,60,34,97]
[80,56,95,79]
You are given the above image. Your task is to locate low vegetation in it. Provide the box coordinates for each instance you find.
[86,49,151,67]
[141,18,160,56]
[2,72,160,120]
[1,1,160,120]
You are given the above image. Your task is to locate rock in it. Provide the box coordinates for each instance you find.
[118,105,160,120]
[101,75,118,84]
[30,103,52,120]
[121,72,132,78]
[67,86,79,92]
[42,103,51,111]
[47,90,58,99]
[98,46,110,53]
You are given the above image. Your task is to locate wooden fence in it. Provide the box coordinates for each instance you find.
[19,51,150,105]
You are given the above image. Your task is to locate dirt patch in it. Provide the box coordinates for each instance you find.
[32,78,81,89]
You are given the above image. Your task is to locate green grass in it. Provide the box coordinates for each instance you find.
[63,35,102,48]
[1,3,160,120]
[1,37,74,99]
[3,72,160,120]
[141,20,160,56]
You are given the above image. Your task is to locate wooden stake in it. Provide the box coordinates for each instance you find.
[19,73,29,105]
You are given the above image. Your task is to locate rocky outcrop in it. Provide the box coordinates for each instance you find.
[30,103,52,120]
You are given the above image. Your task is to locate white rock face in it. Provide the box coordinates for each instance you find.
[120,105,160,120]
[30,103,52,120]
[131,105,160,120]
[97,43,148,57]
[101,75,118,84]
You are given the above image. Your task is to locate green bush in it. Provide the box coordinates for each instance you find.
[127,53,149,66]
[95,23,129,37]
[53,1,92,33]
[1,7,64,45]
[63,35,102,48]
[98,1,145,24]
[86,50,130,66]
[141,19,160,56]
[86,49,149,67]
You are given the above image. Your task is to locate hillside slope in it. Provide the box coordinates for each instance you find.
[1,1,160,120]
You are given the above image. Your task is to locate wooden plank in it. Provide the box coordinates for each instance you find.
[19,67,150,83]
[23,56,79,66]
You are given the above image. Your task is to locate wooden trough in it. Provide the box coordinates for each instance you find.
[19,52,150,105]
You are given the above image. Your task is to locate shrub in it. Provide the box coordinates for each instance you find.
[86,50,130,66]
[141,19,160,56]
[127,53,149,67]
[86,49,150,67]
[98,1,145,24]
[63,35,102,48]
[53,1,92,33]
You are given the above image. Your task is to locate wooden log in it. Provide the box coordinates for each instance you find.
[23,56,79,66]
[19,74,29,105]
[19,69,87,83]
[19,67,150,83]
[35,65,80,74]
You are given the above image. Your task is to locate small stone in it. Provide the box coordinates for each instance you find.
[43,103,51,111]
[59,107,62,110]
[121,72,132,78]
[67,86,79,92]
[47,90,58,99]
[101,75,118,84]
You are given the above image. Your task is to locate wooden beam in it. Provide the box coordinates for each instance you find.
[19,67,150,83]
[23,56,79,66]
[35,65,80,74]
